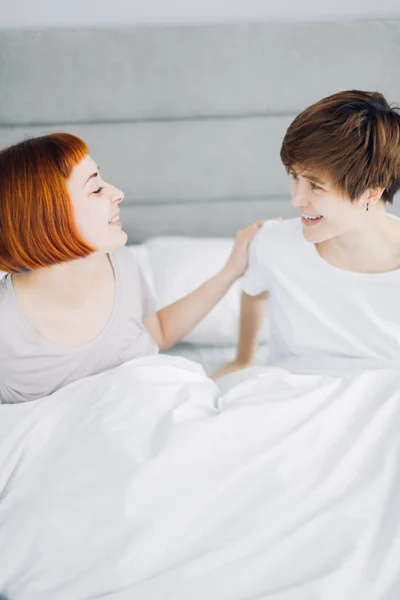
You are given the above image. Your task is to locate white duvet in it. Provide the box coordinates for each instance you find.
[0,355,399,600]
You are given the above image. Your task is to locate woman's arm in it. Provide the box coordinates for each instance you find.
[143,222,263,351]
[143,267,238,351]
[211,290,268,378]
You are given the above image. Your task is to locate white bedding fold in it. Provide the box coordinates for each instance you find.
[0,355,399,600]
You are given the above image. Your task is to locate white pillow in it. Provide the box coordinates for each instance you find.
[136,236,269,346]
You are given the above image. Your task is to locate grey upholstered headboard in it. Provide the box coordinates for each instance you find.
[1,20,400,242]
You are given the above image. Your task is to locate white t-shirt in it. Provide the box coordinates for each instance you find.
[242,218,400,364]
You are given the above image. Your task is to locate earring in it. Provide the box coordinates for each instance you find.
[366,203,369,212]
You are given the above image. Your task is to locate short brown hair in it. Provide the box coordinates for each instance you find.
[0,133,95,273]
[280,90,400,203]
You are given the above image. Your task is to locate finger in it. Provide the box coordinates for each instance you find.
[247,227,260,239]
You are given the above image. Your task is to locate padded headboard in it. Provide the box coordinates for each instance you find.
[1,20,400,242]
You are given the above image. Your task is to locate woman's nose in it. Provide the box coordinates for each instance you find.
[290,186,308,209]
[111,186,124,204]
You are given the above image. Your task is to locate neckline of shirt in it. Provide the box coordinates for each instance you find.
[6,252,120,352]
[299,215,400,282]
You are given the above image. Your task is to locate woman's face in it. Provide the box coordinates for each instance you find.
[67,155,127,252]
[289,167,374,244]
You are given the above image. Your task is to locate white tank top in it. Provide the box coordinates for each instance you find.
[0,246,158,404]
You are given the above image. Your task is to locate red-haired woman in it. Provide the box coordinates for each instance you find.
[0,133,262,403]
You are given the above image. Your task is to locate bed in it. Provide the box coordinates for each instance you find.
[1,21,400,599]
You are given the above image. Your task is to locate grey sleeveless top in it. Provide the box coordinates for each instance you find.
[0,246,158,404]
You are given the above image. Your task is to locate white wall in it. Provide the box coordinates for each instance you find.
[1,0,400,29]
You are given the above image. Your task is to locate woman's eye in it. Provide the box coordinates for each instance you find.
[311,182,321,190]
[290,172,298,180]
[93,186,104,195]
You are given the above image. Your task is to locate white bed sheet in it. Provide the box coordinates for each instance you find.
[1,354,400,599]
[165,342,269,375]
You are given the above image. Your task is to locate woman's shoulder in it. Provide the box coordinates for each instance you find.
[245,217,304,275]
[110,244,142,276]
[0,273,11,306]
[253,217,303,254]
[110,244,156,298]
[0,275,16,374]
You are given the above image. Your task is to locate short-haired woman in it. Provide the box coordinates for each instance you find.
[215,90,400,378]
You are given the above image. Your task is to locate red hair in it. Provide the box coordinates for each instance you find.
[0,133,95,273]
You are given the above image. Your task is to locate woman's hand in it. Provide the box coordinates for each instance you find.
[211,360,252,380]
[222,218,282,281]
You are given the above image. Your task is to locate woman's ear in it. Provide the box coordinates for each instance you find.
[363,186,385,207]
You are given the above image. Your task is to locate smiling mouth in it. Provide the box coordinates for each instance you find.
[301,213,323,226]
[108,214,120,224]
